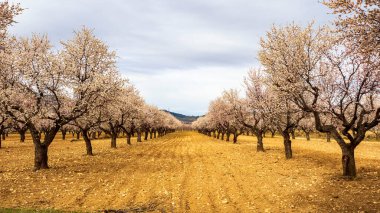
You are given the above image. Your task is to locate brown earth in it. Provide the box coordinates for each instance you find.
[0,131,379,212]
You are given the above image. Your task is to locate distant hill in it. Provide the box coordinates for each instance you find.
[163,110,200,124]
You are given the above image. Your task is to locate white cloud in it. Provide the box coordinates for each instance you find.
[9,0,334,115]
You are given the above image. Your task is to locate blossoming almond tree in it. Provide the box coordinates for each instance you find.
[0,1,22,48]
[324,0,380,57]
[233,69,270,152]
[259,22,379,177]
[2,27,120,170]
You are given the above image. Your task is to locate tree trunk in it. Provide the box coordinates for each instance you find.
[19,130,26,143]
[82,130,93,156]
[111,134,117,148]
[306,132,310,141]
[0,135,2,149]
[126,134,131,145]
[154,131,157,138]
[34,143,49,170]
[76,132,80,140]
[144,130,149,140]
[256,132,264,152]
[271,131,275,138]
[213,131,216,138]
[60,130,66,140]
[217,131,220,139]
[226,132,231,142]
[233,132,238,143]
[137,131,142,142]
[221,132,225,140]
[342,146,356,177]
[283,132,292,159]
[2,133,5,140]
[291,130,295,139]
[150,131,153,139]
[326,132,331,142]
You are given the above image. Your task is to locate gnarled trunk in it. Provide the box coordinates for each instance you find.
[111,134,117,148]
[126,133,131,145]
[82,129,93,156]
[62,130,66,140]
[291,130,296,139]
[34,143,49,170]
[283,131,292,159]
[19,130,26,143]
[233,132,238,143]
[342,146,356,177]
[256,132,264,152]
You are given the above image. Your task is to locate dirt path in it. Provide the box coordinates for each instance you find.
[0,131,379,212]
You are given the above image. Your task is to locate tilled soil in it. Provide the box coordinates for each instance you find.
[0,131,379,212]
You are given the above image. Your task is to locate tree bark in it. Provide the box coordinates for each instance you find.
[283,131,292,159]
[326,132,331,142]
[61,130,66,140]
[34,143,49,170]
[19,130,26,143]
[226,132,231,142]
[149,130,153,139]
[76,132,80,140]
[221,132,225,140]
[111,134,117,148]
[82,130,93,156]
[342,146,356,177]
[291,130,296,139]
[217,131,220,139]
[256,132,265,152]
[233,132,238,143]
[126,133,131,145]
[144,130,149,140]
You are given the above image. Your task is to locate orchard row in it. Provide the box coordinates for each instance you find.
[192,1,380,178]
[0,2,182,171]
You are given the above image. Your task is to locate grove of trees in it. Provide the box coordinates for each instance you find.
[193,0,379,177]
[0,1,182,171]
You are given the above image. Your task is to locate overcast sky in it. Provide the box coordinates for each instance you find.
[9,0,333,115]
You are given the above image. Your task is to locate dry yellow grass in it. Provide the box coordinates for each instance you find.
[0,131,379,212]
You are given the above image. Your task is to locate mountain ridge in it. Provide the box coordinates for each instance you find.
[163,110,200,124]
